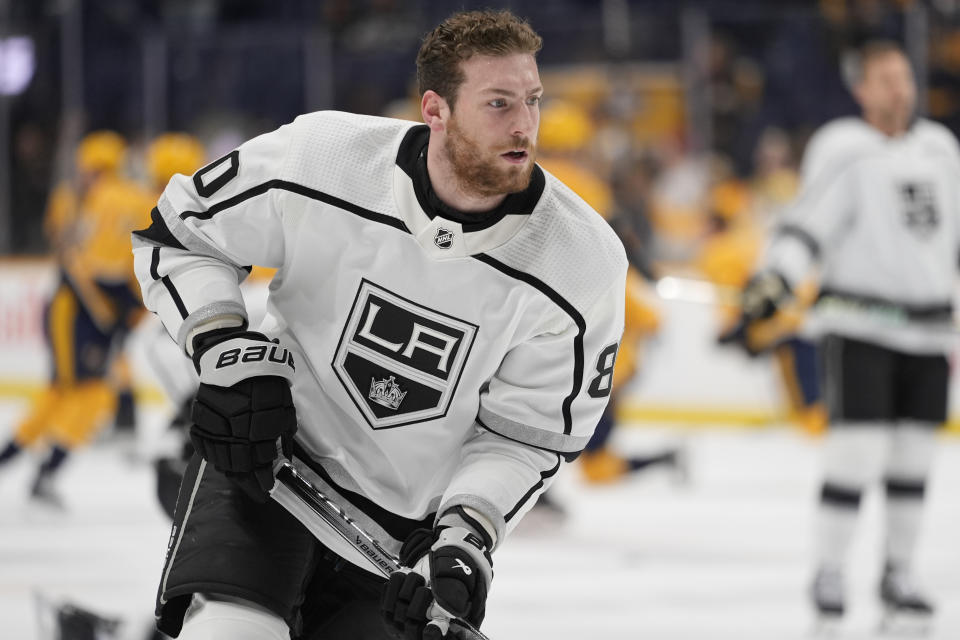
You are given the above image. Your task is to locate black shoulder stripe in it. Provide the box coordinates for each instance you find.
[778,224,821,259]
[133,207,187,250]
[472,253,586,436]
[504,455,562,523]
[178,179,410,234]
[477,416,582,463]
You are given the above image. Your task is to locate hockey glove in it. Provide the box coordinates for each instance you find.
[718,271,791,356]
[381,510,494,640]
[190,328,297,503]
[740,271,791,322]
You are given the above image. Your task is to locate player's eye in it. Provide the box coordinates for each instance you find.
[526,96,542,106]
[489,99,507,108]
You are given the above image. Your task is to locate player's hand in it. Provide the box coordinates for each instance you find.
[718,271,791,356]
[189,329,297,503]
[381,517,493,639]
[740,271,790,322]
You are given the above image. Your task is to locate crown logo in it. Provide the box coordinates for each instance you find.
[368,375,407,410]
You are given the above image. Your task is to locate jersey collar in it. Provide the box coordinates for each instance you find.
[395,125,545,230]
[393,125,545,259]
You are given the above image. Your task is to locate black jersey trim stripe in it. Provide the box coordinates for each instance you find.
[150,246,189,319]
[504,455,561,523]
[178,179,410,234]
[150,246,162,281]
[472,253,586,436]
[477,416,582,463]
[778,224,821,259]
[162,277,189,319]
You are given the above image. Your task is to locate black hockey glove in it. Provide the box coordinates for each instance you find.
[718,270,792,356]
[740,270,791,322]
[189,328,297,503]
[381,509,494,640]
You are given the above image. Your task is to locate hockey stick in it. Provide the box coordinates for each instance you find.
[270,460,492,640]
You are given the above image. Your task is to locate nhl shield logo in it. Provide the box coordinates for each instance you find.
[434,227,454,249]
[333,279,478,429]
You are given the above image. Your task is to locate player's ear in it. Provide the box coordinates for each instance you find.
[421,91,448,132]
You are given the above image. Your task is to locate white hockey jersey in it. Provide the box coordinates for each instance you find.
[133,111,626,571]
[764,117,960,354]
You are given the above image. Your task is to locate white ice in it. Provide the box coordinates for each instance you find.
[1,399,958,640]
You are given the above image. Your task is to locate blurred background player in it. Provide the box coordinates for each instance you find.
[0,130,153,507]
[733,40,957,625]
[144,133,207,200]
[701,123,827,436]
[536,100,682,489]
[38,133,207,637]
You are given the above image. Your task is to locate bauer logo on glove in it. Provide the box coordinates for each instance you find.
[214,342,295,371]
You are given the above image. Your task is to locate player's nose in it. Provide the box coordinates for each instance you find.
[511,106,537,139]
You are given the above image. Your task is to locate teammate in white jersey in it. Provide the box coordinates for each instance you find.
[132,10,626,640]
[737,41,957,624]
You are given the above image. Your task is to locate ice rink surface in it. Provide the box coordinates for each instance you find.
[1,399,958,640]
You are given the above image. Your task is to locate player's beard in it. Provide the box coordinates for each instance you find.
[444,116,536,199]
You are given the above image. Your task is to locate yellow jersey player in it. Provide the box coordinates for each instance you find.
[0,130,154,507]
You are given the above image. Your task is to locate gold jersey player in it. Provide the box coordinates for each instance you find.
[0,131,153,507]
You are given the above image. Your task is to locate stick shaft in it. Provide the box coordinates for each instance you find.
[272,462,400,575]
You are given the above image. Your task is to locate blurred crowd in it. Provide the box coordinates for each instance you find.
[4,0,960,263]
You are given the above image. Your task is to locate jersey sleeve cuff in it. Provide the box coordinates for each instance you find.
[437,494,506,552]
[177,302,249,353]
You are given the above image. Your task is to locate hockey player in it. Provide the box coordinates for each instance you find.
[133,10,625,640]
[735,41,954,624]
[0,131,153,507]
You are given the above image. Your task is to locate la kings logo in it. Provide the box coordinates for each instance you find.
[333,279,478,429]
[900,182,940,239]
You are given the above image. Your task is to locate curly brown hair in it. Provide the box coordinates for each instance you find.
[416,10,542,110]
